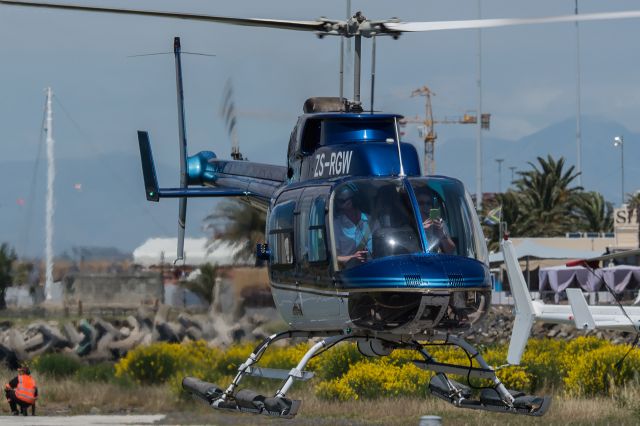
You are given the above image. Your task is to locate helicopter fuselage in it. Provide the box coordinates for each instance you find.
[174,101,492,336]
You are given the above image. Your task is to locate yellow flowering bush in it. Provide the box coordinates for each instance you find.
[317,360,431,400]
[564,344,640,396]
[115,340,221,385]
[312,343,364,380]
[114,337,640,400]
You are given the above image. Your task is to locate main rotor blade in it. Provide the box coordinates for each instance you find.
[385,10,640,33]
[566,248,640,267]
[0,0,328,32]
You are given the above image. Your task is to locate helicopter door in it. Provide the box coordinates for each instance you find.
[294,187,339,319]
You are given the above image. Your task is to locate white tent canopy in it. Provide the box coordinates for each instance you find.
[489,238,603,264]
[133,237,242,266]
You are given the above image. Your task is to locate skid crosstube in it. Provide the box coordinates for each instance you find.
[428,374,551,417]
[183,330,553,419]
[182,377,302,418]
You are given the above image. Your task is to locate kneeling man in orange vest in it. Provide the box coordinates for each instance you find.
[4,365,37,416]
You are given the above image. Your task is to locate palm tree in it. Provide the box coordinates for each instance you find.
[181,262,219,305]
[573,191,613,233]
[626,191,640,248]
[204,200,266,264]
[482,190,525,250]
[513,155,582,237]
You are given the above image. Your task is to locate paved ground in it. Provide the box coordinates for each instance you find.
[0,414,166,425]
[0,413,377,426]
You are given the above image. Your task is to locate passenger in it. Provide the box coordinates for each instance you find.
[372,185,404,230]
[415,190,456,254]
[334,185,372,268]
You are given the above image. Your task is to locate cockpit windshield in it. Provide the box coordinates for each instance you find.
[330,178,422,270]
[330,177,488,270]
[410,177,488,264]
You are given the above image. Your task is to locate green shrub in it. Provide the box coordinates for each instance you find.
[32,353,82,378]
[75,363,115,383]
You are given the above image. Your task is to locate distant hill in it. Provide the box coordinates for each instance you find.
[1,116,637,258]
[0,153,216,258]
[436,116,640,204]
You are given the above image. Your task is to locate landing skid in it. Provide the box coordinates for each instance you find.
[182,330,342,419]
[428,374,551,416]
[181,330,551,419]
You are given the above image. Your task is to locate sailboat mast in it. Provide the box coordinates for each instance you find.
[44,87,55,300]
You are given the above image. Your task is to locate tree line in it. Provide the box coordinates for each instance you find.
[482,155,640,249]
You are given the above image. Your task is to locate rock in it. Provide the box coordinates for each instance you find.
[251,326,268,341]
[156,322,181,343]
[185,326,203,341]
[37,324,71,349]
[94,318,122,339]
[77,319,97,356]
[7,329,27,360]
[126,315,140,331]
[62,323,83,345]
[136,307,154,329]
[108,330,147,352]
[23,333,45,352]
[0,343,19,369]
[26,340,53,358]
[154,304,170,325]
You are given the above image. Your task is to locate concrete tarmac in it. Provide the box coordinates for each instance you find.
[0,414,166,425]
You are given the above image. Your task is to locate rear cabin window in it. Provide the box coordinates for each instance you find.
[321,119,395,145]
[268,200,295,266]
[301,119,321,154]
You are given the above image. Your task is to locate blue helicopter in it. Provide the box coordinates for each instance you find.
[6,0,640,419]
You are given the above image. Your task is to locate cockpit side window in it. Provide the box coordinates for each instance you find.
[331,178,422,271]
[308,197,328,263]
[409,177,487,262]
[268,200,295,266]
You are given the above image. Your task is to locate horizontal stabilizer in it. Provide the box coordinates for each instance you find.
[566,289,596,330]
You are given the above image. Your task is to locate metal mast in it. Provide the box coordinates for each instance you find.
[575,0,583,186]
[44,87,55,300]
[476,0,483,210]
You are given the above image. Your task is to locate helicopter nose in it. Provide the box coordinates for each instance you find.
[336,253,490,291]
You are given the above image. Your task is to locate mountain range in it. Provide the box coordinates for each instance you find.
[1,116,638,258]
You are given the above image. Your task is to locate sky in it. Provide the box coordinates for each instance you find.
[1,0,640,255]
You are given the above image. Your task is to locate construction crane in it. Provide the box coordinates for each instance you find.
[401,85,490,175]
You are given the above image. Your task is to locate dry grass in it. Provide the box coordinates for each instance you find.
[295,388,639,426]
[1,366,638,425]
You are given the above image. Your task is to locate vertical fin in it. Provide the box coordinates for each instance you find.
[566,288,596,330]
[502,239,536,365]
[137,131,160,202]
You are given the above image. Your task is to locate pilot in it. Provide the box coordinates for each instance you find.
[334,184,372,268]
[416,190,456,254]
